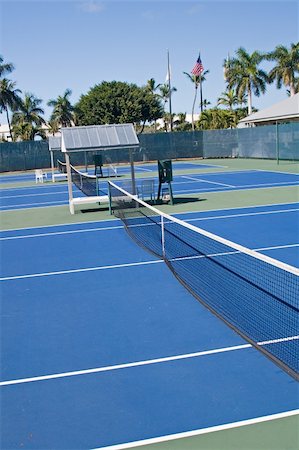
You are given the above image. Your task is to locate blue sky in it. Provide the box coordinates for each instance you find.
[0,0,298,122]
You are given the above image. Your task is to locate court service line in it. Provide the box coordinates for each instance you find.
[0,259,163,281]
[1,190,67,199]
[1,201,297,233]
[1,337,298,387]
[0,200,68,210]
[0,209,296,241]
[185,207,299,224]
[181,175,235,188]
[0,224,124,241]
[1,243,298,281]
[175,182,299,195]
[2,207,298,241]
[92,410,299,450]
[0,344,260,387]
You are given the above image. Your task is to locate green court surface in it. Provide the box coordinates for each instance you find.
[129,414,299,450]
[1,158,298,230]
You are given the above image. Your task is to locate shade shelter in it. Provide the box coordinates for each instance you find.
[48,135,66,182]
[61,123,140,214]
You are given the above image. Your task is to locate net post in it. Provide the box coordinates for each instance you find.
[108,182,112,215]
[161,215,165,259]
[65,153,74,214]
[129,148,137,195]
[95,176,99,197]
[50,150,55,182]
[276,121,280,165]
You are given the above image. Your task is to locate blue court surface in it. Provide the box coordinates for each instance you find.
[0,162,223,184]
[1,202,298,449]
[1,169,298,211]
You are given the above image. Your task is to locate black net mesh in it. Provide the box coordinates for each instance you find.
[70,165,107,196]
[109,181,299,380]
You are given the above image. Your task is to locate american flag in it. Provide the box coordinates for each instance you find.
[191,54,204,76]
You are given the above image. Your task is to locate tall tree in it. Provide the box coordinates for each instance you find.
[217,89,239,111]
[12,92,45,128]
[48,89,74,127]
[266,43,299,96]
[75,81,163,130]
[0,55,14,78]
[0,79,22,140]
[12,119,46,141]
[47,118,60,136]
[145,78,161,130]
[146,78,161,94]
[158,83,177,131]
[184,69,209,130]
[226,47,268,115]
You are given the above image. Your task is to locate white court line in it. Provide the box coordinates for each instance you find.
[256,169,299,176]
[1,201,297,234]
[174,183,299,195]
[1,336,298,387]
[91,410,299,450]
[1,242,298,281]
[0,224,124,241]
[0,344,251,386]
[1,190,67,199]
[0,200,68,210]
[181,175,235,188]
[136,167,153,172]
[2,208,298,241]
[185,207,299,224]
[0,259,162,281]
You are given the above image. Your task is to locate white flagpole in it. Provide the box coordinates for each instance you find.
[167,49,173,132]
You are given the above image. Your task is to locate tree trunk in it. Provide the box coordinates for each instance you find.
[5,107,13,141]
[247,83,252,116]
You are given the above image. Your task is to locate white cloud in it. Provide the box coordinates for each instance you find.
[79,1,105,13]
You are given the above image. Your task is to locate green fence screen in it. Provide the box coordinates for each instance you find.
[0,122,298,173]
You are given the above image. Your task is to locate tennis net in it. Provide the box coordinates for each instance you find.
[57,159,67,174]
[70,165,107,197]
[108,181,299,380]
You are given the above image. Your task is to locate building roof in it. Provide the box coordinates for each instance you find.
[239,93,299,125]
[61,124,139,153]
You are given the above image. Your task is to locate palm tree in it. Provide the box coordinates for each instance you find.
[0,55,14,78]
[0,78,22,140]
[217,89,239,111]
[146,78,161,130]
[146,78,161,94]
[158,84,177,131]
[183,69,209,131]
[47,118,60,136]
[266,43,299,96]
[47,89,74,127]
[226,47,268,115]
[12,118,46,141]
[12,92,46,128]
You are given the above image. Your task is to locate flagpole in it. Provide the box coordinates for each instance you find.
[199,49,203,114]
[167,49,173,132]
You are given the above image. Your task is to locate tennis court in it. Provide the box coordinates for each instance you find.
[1,168,298,211]
[0,157,298,449]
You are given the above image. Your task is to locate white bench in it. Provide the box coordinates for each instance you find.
[69,195,109,214]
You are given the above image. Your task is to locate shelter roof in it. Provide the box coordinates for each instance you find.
[61,124,139,152]
[48,135,62,151]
